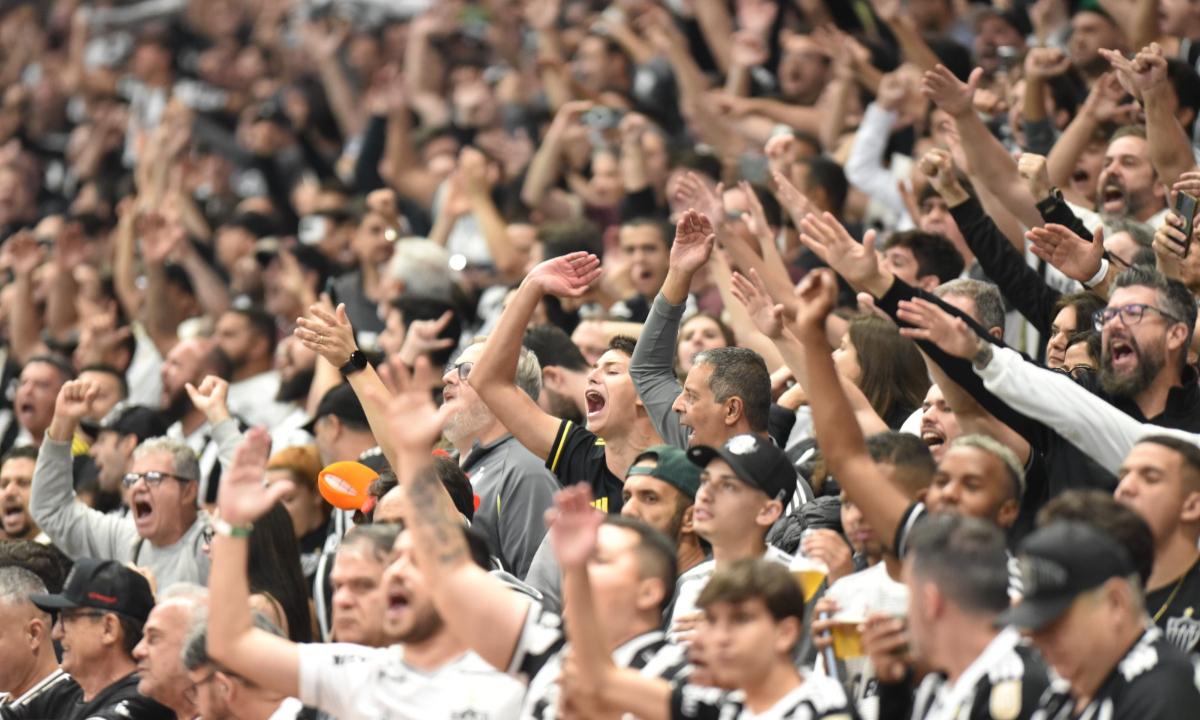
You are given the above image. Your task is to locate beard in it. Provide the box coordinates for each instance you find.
[277,368,315,403]
[1100,334,1166,398]
[161,386,194,425]
[443,399,494,446]
[543,387,584,426]
[395,606,445,645]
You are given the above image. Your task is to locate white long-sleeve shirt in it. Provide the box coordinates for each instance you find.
[844,103,915,232]
[974,345,1200,473]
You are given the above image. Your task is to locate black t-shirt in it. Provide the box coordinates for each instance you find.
[67,673,174,720]
[911,639,1049,720]
[545,420,624,514]
[0,670,81,720]
[1146,557,1200,659]
[1033,629,1200,720]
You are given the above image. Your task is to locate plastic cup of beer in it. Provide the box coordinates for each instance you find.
[789,555,827,603]
[830,615,865,660]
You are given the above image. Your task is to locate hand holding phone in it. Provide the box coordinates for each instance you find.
[1174,191,1197,259]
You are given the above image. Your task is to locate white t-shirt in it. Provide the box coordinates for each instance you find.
[669,545,794,639]
[673,674,854,720]
[298,642,526,720]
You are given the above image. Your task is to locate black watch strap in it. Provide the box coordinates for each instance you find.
[1035,187,1063,214]
[339,350,368,376]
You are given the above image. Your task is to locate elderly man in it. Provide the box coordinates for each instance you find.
[0,567,79,718]
[30,559,172,720]
[31,380,211,587]
[133,587,207,720]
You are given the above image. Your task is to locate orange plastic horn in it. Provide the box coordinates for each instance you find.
[318,461,379,511]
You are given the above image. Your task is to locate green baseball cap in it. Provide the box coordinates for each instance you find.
[627,445,702,499]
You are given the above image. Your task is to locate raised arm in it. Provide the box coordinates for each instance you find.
[790,270,911,551]
[370,368,533,672]
[137,213,183,358]
[629,210,715,448]
[46,223,84,343]
[5,232,49,365]
[555,485,671,720]
[1110,44,1199,189]
[520,102,591,220]
[919,148,1063,334]
[208,429,300,697]
[469,253,602,461]
[922,65,1044,232]
[294,301,399,469]
[31,380,138,561]
[894,302,1167,475]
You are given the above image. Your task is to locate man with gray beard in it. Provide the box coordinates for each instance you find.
[442,339,560,580]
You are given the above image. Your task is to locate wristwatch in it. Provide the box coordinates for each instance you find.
[1035,187,1064,214]
[972,342,994,371]
[339,350,368,376]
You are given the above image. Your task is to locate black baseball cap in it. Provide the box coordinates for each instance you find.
[995,520,1136,631]
[302,383,369,434]
[29,558,156,623]
[81,403,169,443]
[687,433,796,504]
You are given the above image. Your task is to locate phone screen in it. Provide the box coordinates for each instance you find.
[1176,192,1197,259]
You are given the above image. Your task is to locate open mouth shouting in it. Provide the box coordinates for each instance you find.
[920,424,946,457]
[1106,335,1138,372]
[132,492,156,532]
[585,388,607,420]
[385,583,411,625]
[2,501,26,534]
[1099,180,1127,214]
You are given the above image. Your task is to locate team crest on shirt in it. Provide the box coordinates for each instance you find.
[989,680,1022,720]
[1166,608,1200,652]
[727,435,758,455]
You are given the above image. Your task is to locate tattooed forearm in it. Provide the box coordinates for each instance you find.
[403,457,469,567]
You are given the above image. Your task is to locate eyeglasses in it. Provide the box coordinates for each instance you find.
[57,610,105,624]
[443,362,474,381]
[183,672,218,705]
[121,471,195,488]
[1051,364,1095,379]
[1092,303,1183,332]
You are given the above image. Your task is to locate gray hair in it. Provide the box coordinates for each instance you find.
[934,279,1006,336]
[0,566,46,608]
[692,347,770,432]
[948,434,1025,501]
[159,583,209,629]
[388,240,453,299]
[1105,217,1154,248]
[182,611,283,672]
[134,438,201,483]
[469,337,542,401]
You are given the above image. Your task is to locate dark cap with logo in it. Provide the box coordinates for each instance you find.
[81,403,170,443]
[687,433,796,504]
[995,520,1136,630]
[628,445,702,499]
[302,383,369,434]
[29,558,156,623]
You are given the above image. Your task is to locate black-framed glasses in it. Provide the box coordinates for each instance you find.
[121,471,195,489]
[1092,303,1183,332]
[57,610,105,624]
[1052,364,1096,379]
[443,362,474,381]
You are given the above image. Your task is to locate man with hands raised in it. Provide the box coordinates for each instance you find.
[470,251,661,514]
[206,418,526,720]
[30,379,211,587]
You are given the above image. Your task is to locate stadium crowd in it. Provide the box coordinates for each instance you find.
[2,0,1200,719]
